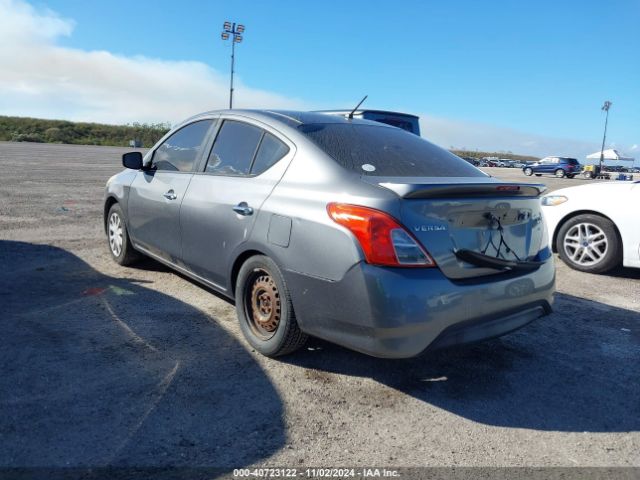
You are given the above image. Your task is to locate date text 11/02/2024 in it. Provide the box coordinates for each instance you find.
[233,468,401,478]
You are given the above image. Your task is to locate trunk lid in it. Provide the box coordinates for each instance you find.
[370,177,547,280]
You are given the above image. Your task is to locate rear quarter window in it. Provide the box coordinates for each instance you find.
[298,123,486,177]
[251,133,289,175]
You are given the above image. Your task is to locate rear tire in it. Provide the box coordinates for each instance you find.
[555,169,566,178]
[583,171,594,179]
[107,203,141,266]
[556,214,621,273]
[523,167,533,176]
[235,255,307,357]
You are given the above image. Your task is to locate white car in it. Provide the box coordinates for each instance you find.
[541,181,640,273]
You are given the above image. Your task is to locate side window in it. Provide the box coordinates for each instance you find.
[152,120,213,172]
[206,120,263,176]
[251,132,290,175]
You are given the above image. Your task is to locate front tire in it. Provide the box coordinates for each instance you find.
[555,169,566,178]
[107,203,141,266]
[235,255,307,357]
[556,214,621,273]
[523,167,533,176]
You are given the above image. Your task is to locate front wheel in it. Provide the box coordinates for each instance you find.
[235,255,307,357]
[556,214,621,273]
[523,167,533,176]
[107,203,141,266]
[555,169,566,178]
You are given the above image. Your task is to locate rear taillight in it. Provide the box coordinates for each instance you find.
[327,203,436,267]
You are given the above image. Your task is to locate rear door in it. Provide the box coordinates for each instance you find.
[545,158,560,174]
[127,119,215,263]
[180,118,295,290]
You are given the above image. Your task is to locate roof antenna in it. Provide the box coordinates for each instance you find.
[348,95,368,119]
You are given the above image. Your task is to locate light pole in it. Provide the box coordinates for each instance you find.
[598,100,612,172]
[221,21,245,109]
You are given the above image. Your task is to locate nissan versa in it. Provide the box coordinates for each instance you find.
[104,110,555,358]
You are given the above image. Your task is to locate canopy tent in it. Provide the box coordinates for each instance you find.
[585,149,635,162]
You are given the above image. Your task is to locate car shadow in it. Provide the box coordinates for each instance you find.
[607,266,640,280]
[0,240,284,476]
[284,293,639,433]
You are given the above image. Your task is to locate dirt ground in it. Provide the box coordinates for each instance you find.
[1,142,638,474]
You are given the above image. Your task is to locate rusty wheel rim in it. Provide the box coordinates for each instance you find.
[246,269,281,339]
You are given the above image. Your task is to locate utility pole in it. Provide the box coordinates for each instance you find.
[599,100,612,172]
[221,21,245,109]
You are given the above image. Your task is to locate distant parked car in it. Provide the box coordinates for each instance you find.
[541,181,640,273]
[511,161,526,168]
[105,109,555,358]
[461,156,480,166]
[523,157,581,178]
[603,165,628,173]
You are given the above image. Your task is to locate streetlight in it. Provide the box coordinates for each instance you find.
[598,100,612,172]
[221,21,245,109]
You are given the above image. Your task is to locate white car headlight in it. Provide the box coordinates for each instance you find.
[541,195,568,206]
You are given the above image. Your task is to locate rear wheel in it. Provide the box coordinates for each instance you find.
[235,255,307,357]
[583,171,594,179]
[567,174,575,179]
[556,214,621,273]
[523,167,533,176]
[107,203,141,266]
[555,169,566,178]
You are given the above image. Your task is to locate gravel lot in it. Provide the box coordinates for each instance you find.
[1,142,638,473]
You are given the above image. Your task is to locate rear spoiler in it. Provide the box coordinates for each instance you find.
[377,182,547,199]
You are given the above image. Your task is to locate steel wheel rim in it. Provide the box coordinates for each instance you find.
[563,222,608,267]
[245,269,281,340]
[108,212,123,257]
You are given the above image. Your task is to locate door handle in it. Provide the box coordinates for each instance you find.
[163,189,177,200]
[233,202,253,216]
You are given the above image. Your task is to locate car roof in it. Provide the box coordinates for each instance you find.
[182,109,390,130]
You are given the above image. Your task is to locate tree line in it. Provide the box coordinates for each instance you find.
[451,149,539,162]
[0,116,171,148]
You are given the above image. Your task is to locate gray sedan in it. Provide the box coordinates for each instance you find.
[104,110,555,358]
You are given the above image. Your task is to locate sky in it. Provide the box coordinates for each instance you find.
[0,0,638,159]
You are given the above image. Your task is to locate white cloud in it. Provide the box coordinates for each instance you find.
[0,0,305,125]
[0,0,636,162]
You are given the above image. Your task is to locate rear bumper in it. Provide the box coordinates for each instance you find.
[285,258,555,358]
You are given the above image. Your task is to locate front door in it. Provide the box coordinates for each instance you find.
[127,119,215,264]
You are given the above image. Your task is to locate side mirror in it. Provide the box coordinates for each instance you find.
[122,151,143,170]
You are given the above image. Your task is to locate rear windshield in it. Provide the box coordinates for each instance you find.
[565,158,579,165]
[298,123,485,177]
